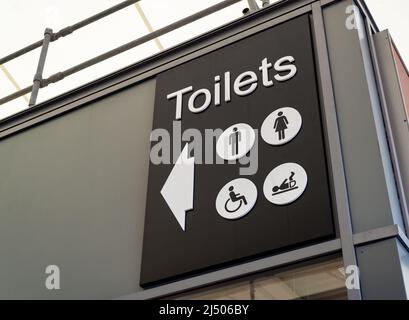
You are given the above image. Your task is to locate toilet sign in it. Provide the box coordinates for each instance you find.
[141,15,334,287]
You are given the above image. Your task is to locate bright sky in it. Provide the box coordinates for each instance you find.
[0,0,408,120]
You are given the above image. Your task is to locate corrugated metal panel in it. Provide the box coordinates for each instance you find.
[392,42,409,119]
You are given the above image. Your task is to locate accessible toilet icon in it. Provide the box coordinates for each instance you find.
[215,178,258,220]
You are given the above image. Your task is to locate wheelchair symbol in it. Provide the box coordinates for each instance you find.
[224,186,248,213]
[216,178,257,220]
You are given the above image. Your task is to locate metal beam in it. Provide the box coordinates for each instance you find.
[0,65,29,103]
[311,1,361,300]
[118,239,342,300]
[0,2,313,134]
[353,224,409,251]
[29,28,53,107]
[353,225,399,246]
[134,3,164,51]
[364,20,409,235]
[0,0,242,106]
[0,0,141,66]
[247,0,260,12]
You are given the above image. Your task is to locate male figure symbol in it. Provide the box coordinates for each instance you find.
[229,127,241,156]
[216,123,255,161]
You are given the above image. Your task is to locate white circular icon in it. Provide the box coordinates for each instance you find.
[261,107,302,146]
[263,163,308,205]
[216,178,257,220]
[216,123,256,161]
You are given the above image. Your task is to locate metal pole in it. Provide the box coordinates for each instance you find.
[0,86,33,105]
[0,0,242,106]
[247,0,259,12]
[311,2,361,300]
[48,0,242,80]
[0,40,44,66]
[29,28,53,107]
[0,0,140,66]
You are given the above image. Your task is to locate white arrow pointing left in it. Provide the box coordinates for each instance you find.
[161,143,195,231]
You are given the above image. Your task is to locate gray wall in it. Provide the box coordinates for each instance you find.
[323,0,408,299]
[356,239,407,300]
[374,31,409,233]
[323,0,403,233]
[0,80,155,299]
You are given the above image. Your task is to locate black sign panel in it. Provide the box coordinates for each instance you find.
[141,15,334,287]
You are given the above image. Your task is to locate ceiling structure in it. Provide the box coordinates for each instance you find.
[0,0,408,120]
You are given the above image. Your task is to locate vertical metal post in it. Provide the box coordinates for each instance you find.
[311,2,361,300]
[246,0,259,12]
[29,28,53,107]
[364,19,409,235]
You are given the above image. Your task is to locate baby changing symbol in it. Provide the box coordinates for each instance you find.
[272,171,298,196]
[263,163,308,205]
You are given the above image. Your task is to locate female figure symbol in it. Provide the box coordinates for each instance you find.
[261,107,302,146]
[274,111,289,141]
